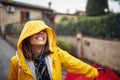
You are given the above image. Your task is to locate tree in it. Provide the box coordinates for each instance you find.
[86,0,110,16]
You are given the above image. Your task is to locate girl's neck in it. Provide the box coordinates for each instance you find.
[31,45,44,56]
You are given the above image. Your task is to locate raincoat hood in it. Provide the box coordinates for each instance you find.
[17,20,57,69]
[17,20,56,50]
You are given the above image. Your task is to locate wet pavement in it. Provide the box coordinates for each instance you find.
[0,36,16,80]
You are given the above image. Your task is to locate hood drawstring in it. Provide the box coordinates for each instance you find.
[32,47,50,80]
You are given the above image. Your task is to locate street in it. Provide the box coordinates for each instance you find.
[0,36,16,80]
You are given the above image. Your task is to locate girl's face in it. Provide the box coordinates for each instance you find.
[29,29,47,46]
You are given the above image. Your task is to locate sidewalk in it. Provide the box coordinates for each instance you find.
[0,36,16,80]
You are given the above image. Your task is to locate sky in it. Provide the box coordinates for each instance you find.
[13,0,120,14]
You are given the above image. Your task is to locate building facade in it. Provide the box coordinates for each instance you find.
[0,0,55,35]
[0,0,86,36]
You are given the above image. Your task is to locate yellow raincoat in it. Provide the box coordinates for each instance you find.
[8,20,98,80]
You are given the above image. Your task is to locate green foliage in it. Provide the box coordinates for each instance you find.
[5,23,13,34]
[55,13,120,39]
[55,18,77,36]
[5,23,23,35]
[78,13,120,38]
[57,39,72,53]
[86,0,110,16]
[60,16,69,22]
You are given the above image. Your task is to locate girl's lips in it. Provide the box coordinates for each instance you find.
[36,36,44,41]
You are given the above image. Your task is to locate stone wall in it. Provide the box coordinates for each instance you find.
[58,36,120,72]
[82,37,120,71]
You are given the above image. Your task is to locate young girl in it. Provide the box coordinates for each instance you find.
[8,20,98,80]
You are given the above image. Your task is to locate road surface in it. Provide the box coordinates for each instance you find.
[0,36,16,80]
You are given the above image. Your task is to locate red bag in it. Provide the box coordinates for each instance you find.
[65,64,120,80]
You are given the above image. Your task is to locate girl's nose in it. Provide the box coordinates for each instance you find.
[40,31,44,34]
[37,30,46,35]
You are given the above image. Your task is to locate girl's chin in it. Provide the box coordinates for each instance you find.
[36,42,46,45]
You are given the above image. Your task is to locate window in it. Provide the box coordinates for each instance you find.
[20,11,30,22]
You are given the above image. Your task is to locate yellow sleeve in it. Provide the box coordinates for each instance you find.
[58,49,99,78]
[8,56,18,80]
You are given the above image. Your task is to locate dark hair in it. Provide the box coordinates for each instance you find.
[22,36,52,60]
